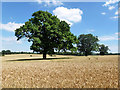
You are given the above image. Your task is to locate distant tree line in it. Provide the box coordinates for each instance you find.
[1,49,119,57]
[55,52,120,56]
[0,50,34,56]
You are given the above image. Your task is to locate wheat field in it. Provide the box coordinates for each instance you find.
[1,54,118,88]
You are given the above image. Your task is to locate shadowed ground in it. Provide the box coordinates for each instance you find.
[7,57,71,62]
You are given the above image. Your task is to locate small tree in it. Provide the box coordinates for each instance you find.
[1,50,11,56]
[99,44,109,55]
[15,11,76,59]
[77,34,99,56]
[2,50,5,56]
[6,50,11,55]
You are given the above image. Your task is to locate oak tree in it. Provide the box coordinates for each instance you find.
[15,11,77,59]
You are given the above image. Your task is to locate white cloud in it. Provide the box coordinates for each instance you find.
[36,0,43,4]
[53,7,83,26]
[36,0,63,6]
[115,11,118,15]
[0,22,24,32]
[110,8,120,19]
[103,0,119,7]
[61,19,73,26]
[102,0,119,19]
[101,12,106,15]
[111,16,118,19]
[102,0,118,11]
[111,8,120,19]
[115,32,120,36]
[108,6,115,10]
[99,33,118,41]
[99,35,117,41]
[52,0,63,5]
[2,36,22,44]
[115,8,120,15]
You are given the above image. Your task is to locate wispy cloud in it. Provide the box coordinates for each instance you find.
[110,16,119,19]
[108,5,115,10]
[0,22,24,32]
[53,7,83,26]
[2,36,22,44]
[115,7,120,15]
[103,0,118,7]
[99,33,118,41]
[101,12,106,15]
[35,0,63,6]
[102,0,118,10]
[115,10,118,15]
[115,32,120,36]
[110,7,120,19]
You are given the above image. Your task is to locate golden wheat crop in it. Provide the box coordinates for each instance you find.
[1,54,118,88]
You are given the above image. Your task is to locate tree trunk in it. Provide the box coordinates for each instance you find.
[43,53,46,59]
[85,53,88,56]
[85,51,88,56]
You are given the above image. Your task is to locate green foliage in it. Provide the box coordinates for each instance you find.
[99,44,110,55]
[1,50,35,56]
[70,47,78,54]
[15,11,77,59]
[77,34,99,56]
[1,50,11,56]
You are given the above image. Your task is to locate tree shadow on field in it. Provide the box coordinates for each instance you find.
[7,57,71,62]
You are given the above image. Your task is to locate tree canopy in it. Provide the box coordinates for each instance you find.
[15,10,77,59]
[77,34,99,56]
[99,44,109,55]
[1,50,11,56]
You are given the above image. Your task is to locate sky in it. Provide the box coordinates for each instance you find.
[0,0,119,53]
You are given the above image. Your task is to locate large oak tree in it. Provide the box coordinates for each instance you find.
[15,11,77,59]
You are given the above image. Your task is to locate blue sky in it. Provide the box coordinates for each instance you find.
[1,0,119,53]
